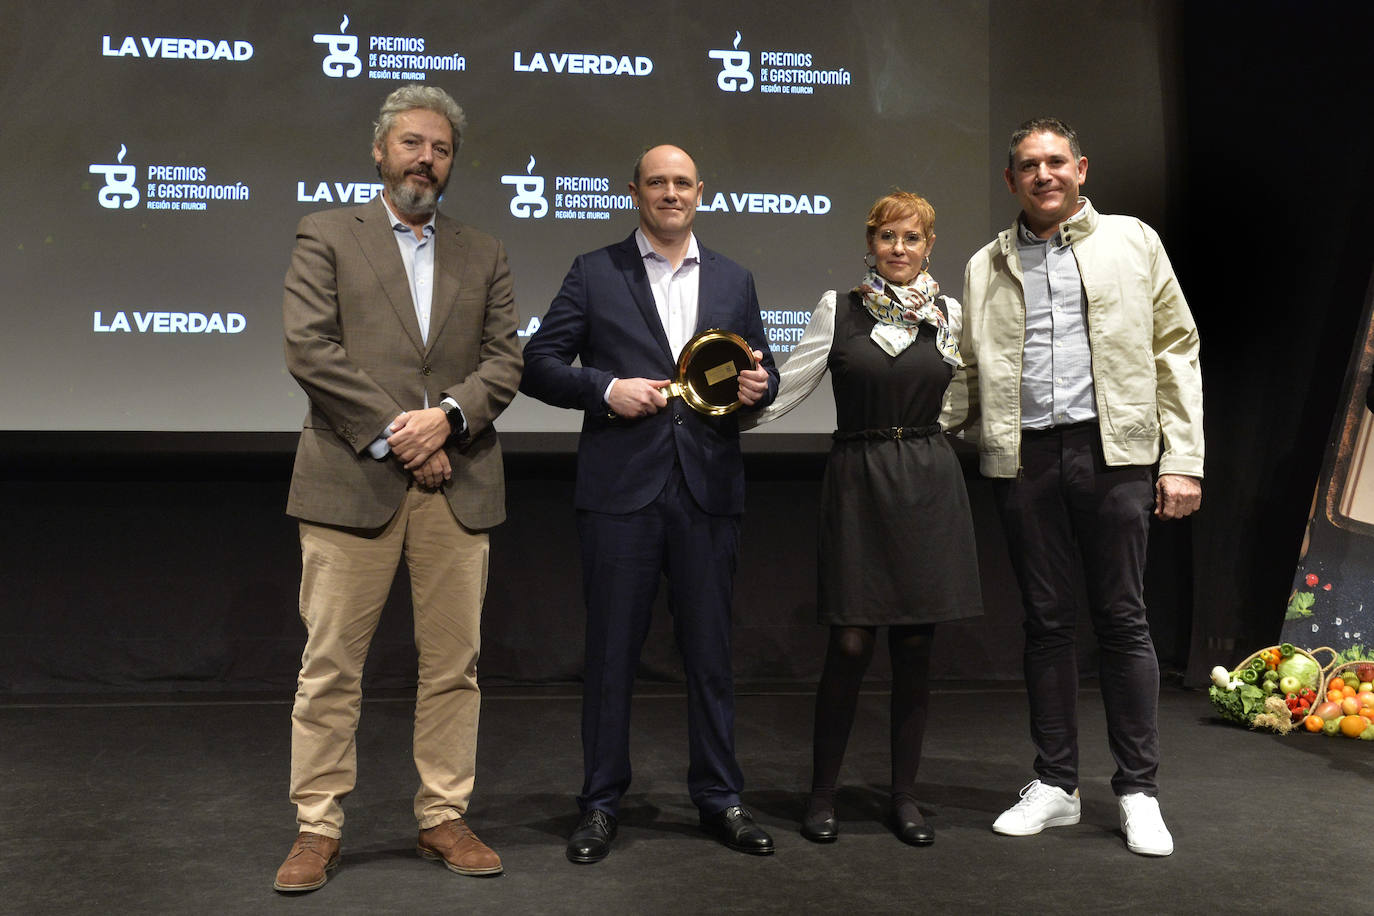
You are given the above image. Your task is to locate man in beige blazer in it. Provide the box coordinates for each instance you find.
[274,85,522,893]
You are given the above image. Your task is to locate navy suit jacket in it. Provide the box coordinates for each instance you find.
[520,232,778,515]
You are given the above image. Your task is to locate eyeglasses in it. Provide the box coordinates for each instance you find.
[875,230,925,249]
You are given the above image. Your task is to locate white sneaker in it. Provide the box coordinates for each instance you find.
[1118,793,1173,856]
[992,780,1081,836]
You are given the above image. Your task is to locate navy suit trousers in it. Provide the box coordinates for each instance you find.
[575,460,744,816]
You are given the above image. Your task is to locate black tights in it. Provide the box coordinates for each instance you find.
[809,624,934,816]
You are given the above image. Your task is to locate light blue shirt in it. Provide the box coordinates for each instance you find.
[368,196,460,459]
[382,195,437,345]
[1016,205,1098,430]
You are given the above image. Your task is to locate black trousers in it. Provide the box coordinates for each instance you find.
[992,423,1160,797]
[575,461,744,817]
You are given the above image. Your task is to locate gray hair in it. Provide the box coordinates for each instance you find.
[1007,117,1082,168]
[372,84,466,152]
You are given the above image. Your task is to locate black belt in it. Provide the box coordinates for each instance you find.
[832,424,941,441]
[1022,420,1099,438]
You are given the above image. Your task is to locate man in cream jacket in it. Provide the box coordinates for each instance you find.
[945,117,1202,858]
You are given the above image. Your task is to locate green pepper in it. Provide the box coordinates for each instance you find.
[1280,643,1295,658]
[1241,668,1259,684]
[1249,657,1266,673]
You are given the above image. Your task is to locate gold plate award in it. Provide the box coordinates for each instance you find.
[665,329,757,416]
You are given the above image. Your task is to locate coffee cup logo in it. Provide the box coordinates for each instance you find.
[314,15,362,78]
[89,144,140,209]
[708,32,753,92]
[501,155,548,219]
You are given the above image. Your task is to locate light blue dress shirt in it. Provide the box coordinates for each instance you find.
[1016,207,1098,430]
[367,197,461,459]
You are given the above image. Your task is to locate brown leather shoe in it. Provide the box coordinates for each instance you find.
[273,831,340,892]
[417,817,503,876]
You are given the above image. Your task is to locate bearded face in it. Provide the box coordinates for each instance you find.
[371,108,455,220]
[378,152,446,217]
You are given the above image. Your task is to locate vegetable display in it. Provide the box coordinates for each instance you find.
[1209,646,1374,741]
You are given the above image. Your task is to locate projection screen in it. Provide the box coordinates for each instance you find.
[0,1,992,436]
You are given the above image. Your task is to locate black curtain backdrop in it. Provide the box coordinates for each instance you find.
[1177,2,1374,684]
[3,2,1371,693]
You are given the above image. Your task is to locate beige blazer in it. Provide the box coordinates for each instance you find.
[283,197,522,530]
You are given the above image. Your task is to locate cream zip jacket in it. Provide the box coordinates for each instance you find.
[942,199,1203,479]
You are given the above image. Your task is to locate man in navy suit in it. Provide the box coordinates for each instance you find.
[520,144,779,863]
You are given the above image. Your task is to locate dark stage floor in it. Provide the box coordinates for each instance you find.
[2,683,1369,915]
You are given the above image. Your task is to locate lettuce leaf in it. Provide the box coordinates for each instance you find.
[1209,683,1266,725]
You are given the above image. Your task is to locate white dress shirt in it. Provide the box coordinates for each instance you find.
[636,227,701,359]
[604,229,703,405]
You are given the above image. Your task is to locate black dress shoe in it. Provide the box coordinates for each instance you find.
[566,809,617,864]
[801,803,838,843]
[890,803,935,847]
[700,805,774,855]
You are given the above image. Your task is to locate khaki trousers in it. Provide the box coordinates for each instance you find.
[289,486,488,838]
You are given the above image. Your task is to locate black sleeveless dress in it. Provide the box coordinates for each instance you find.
[816,291,983,625]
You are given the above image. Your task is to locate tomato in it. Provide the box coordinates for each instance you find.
[1305,573,1319,586]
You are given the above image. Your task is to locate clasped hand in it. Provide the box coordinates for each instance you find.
[386,407,453,487]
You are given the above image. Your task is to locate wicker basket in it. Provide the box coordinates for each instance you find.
[1230,644,1331,688]
[1319,655,1374,703]
[1209,645,1331,727]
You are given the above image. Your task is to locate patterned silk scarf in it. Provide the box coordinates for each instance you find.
[853,269,963,365]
